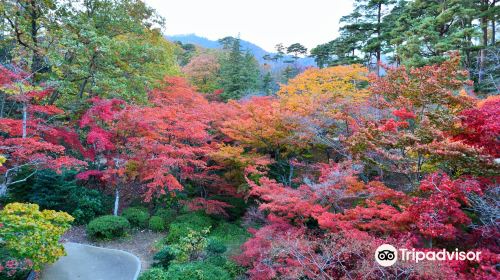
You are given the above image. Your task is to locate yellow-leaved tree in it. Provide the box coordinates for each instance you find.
[278,64,370,116]
[276,65,371,158]
[0,203,74,270]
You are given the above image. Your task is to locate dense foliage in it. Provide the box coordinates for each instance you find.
[0,203,73,270]
[4,169,110,224]
[311,0,499,96]
[121,207,150,228]
[86,215,130,240]
[0,0,498,279]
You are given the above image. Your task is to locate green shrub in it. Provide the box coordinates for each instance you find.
[210,221,249,243]
[87,215,130,239]
[166,212,214,244]
[177,211,215,227]
[152,246,177,268]
[138,267,168,280]
[204,255,227,267]
[69,188,112,224]
[173,228,209,263]
[154,208,177,225]
[165,261,231,280]
[4,169,111,224]
[206,238,227,255]
[209,221,250,256]
[122,207,150,228]
[149,216,166,231]
[0,203,73,270]
[205,256,245,278]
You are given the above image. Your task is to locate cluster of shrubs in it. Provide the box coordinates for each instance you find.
[86,207,176,239]
[4,174,251,279]
[3,169,112,225]
[139,211,247,280]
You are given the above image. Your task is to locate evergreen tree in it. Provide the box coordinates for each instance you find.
[261,71,274,94]
[241,51,260,92]
[340,0,396,75]
[287,43,307,60]
[389,0,477,67]
[219,37,260,101]
[309,42,333,68]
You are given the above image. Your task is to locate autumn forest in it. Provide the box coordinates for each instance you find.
[0,0,498,279]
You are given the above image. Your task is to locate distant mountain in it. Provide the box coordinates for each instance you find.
[168,34,221,49]
[167,34,316,68]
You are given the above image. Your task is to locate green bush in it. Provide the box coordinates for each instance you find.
[69,189,112,224]
[152,246,177,268]
[210,221,250,243]
[4,169,111,224]
[165,261,231,280]
[122,207,150,228]
[205,256,245,279]
[206,238,227,255]
[154,208,177,225]
[209,221,250,256]
[138,267,168,280]
[149,216,166,231]
[87,215,130,239]
[173,228,209,263]
[166,212,214,244]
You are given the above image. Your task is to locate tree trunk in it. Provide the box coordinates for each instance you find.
[492,20,496,46]
[78,78,89,99]
[22,102,27,138]
[492,0,497,45]
[0,183,7,197]
[48,90,59,105]
[0,175,12,197]
[376,3,382,77]
[113,187,120,216]
[0,92,5,118]
[29,0,43,81]
[479,0,489,83]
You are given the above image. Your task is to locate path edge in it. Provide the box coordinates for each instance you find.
[64,242,142,280]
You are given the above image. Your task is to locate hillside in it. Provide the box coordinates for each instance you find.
[167,34,316,67]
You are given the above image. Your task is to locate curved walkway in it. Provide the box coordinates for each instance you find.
[40,242,141,280]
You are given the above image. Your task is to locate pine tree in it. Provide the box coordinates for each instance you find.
[389,0,477,67]
[340,0,396,75]
[219,37,260,101]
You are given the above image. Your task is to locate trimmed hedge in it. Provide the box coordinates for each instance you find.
[87,215,130,239]
[122,207,150,228]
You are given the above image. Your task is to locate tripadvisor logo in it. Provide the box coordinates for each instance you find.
[375,244,397,267]
[374,244,482,267]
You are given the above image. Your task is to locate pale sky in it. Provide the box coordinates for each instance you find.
[144,0,354,52]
